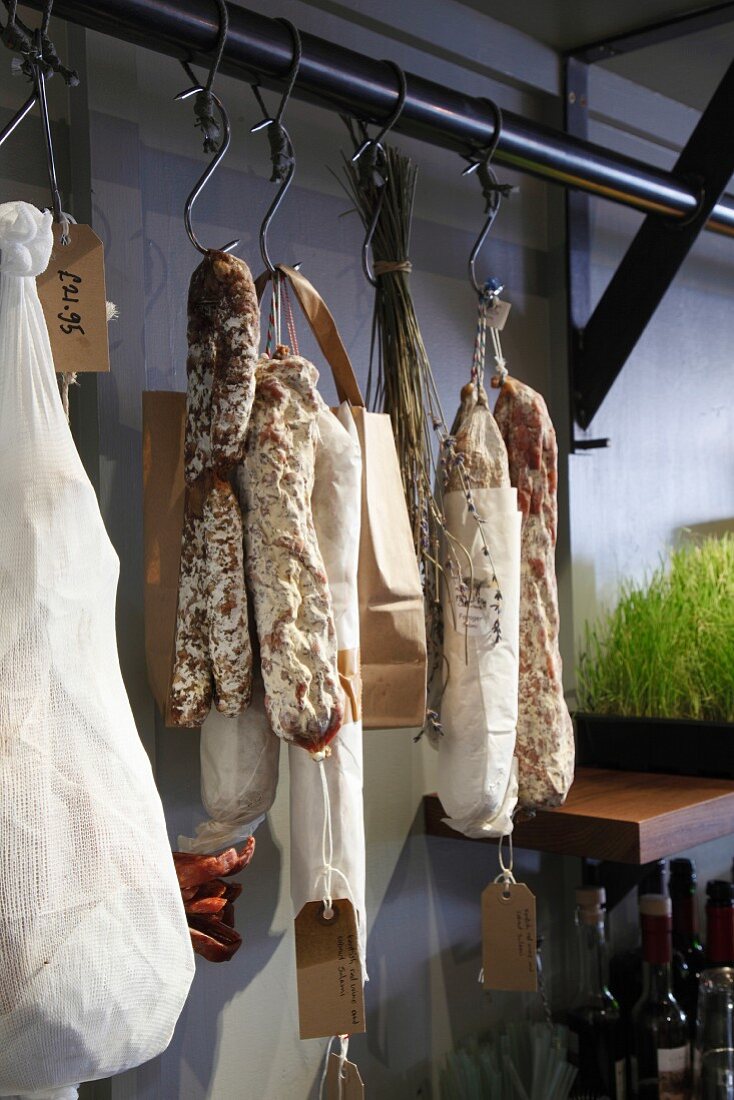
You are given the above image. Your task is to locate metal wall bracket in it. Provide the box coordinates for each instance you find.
[566,8,734,434]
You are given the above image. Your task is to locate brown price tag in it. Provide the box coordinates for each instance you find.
[481,881,537,991]
[326,1054,365,1099]
[37,223,110,374]
[485,298,511,331]
[295,899,365,1040]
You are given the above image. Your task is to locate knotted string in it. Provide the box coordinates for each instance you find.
[180,0,228,153]
[1,0,78,85]
[471,281,508,390]
[372,259,412,276]
[318,1034,351,1100]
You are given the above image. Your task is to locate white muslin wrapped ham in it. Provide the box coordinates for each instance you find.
[289,403,367,971]
[0,202,193,1099]
[437,387,522,838]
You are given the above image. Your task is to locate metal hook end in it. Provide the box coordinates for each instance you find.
[175,86,201,102]
[351,138,372,163]
[250,117,274,133]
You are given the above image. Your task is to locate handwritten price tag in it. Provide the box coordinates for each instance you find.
[294,899,365,1041]
[37,223,110,373]
[482,882,537,992]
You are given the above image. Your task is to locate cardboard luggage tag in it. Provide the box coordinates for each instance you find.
[485,297,511,331]
[326,1053,365,1099]
[295,899,366,1041]
[37,223,110,373]
[482,878,537,992]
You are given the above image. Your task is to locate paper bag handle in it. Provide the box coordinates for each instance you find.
[255,264,365,408]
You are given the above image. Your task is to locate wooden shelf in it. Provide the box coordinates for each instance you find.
[423,767,734,864]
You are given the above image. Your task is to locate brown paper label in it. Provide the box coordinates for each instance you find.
[481,882,537,991]
[37,223,110,373]
[326,1054,365,1099]
[295,900,366,1040]
[485,297,511,331]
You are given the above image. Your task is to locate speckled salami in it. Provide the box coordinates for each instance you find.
[170,251,259,726]
[242,348,343,751]
[493,376,574,809]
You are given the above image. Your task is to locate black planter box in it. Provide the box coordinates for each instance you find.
[575,713,734,780]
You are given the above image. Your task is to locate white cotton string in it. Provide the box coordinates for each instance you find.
[490,326,508,386]
[318,1034,350,1100]
[312,756,355,921]
[58,210,76,247]
[318,756,335,917]
[494,829,516,896]
[318,1035,336,1100]
[337,1034,350,1100]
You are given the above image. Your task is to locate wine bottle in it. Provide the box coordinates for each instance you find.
[568,886,627,1099]
[705,881,734,968]
[669,858,704,1037]
[630,895,690,1099]
[612,861,668,1023]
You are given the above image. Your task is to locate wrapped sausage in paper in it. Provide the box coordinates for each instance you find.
[436,386,522,838]
[438,486,522,837]
[0,202,193,1099]
[289,403,367,972]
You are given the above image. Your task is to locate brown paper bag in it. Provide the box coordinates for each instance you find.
[264,265,427,730]
[143,269,427,730]
[142,390,186,727]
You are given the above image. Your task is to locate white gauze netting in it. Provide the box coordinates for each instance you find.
[0,201,194,1099]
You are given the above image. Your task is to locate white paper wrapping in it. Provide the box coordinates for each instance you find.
[177,675,280,853]
[289,403,367,972]
[438,486,522,838]
[0,202,194,1097]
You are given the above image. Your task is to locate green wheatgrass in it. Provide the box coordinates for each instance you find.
[577,535,734,722]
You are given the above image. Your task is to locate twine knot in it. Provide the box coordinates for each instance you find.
[372,259,412,276]
[193,88,222,153]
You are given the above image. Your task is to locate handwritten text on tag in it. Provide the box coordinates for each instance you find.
[37,223,110,374]
[295,900,365,1041]
[482,882,537,992]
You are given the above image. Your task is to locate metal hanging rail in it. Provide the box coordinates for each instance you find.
[25,0,734,237]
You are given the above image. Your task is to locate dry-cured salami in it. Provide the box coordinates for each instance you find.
[243,348,342,751]
[170,250,260,726]
[493,376,574,809]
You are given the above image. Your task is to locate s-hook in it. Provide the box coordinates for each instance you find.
[29,29,63,226]
[176,85,239,254]
[462,98,514,296]
[177,0,238,254]
[250,18,302,276]
[350,60,407,287]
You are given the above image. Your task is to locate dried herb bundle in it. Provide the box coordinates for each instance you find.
[342,141,447,577]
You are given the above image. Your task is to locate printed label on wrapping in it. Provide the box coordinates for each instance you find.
[450,577,495,637]
[37,223,110,373]
[481,882,537,991]
[326,1054,365,1099]
[295,899,365,1040]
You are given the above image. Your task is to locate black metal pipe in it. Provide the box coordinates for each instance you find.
[29,0,734,237]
